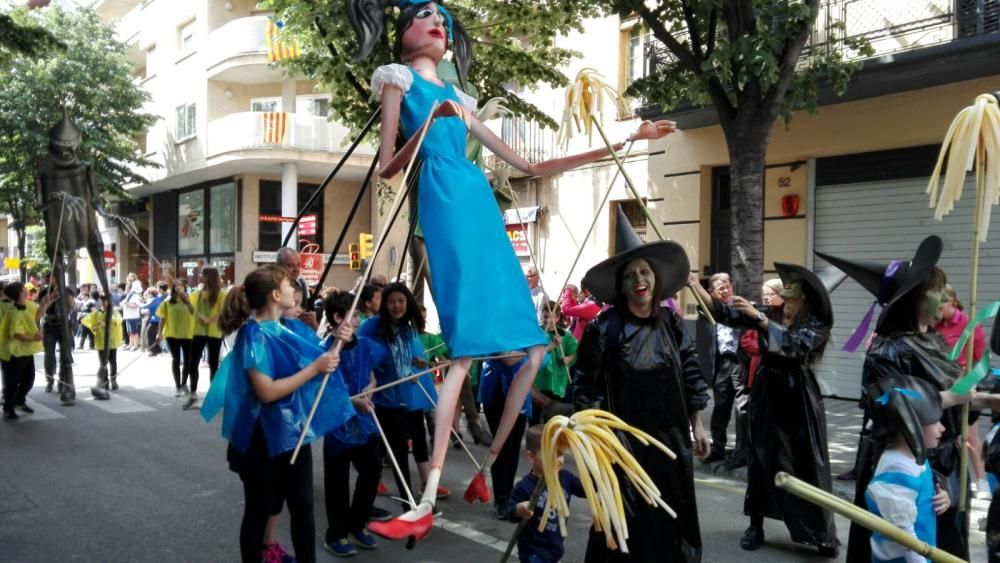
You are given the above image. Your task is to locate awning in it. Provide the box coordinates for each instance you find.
[503,206,539,225]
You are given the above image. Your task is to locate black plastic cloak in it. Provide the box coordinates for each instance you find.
[743,315,838,546]
[572,306,709,562]
[846,331,969,562]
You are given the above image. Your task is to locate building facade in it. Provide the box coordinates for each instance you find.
[94,0,375,290]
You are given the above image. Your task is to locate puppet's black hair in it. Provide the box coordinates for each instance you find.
[346,0,471,93]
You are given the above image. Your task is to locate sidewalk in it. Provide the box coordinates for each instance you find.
[697,396,994,535]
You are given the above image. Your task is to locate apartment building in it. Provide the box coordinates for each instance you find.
[93,0,375,290]
[497,1,998,399]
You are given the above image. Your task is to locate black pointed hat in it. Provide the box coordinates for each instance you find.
[582,206,689,304]
[815,235,942,346]
[49,108,82,149]
[773,262,846,326]
[866,375,943,465]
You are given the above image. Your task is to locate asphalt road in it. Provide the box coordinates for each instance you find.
[0,349,988,562]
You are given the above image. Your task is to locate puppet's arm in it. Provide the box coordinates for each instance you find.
[87,166,138,237]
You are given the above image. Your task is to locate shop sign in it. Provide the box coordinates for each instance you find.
[299,214,317,236]
[505,224,530,257]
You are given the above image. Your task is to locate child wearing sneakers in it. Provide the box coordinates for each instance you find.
[321,291,385,557]
[864,375,953,562]
[80,294,124,391]
[505,424,585,563]
[2,282,50,419]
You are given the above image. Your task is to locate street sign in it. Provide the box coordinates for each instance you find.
[252,250,350,266]
[258,215,297,223]
[300,214,317,236]
[359,233,374,259]
[103,250,117,269]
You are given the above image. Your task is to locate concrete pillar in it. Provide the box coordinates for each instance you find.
[281,78,296,114]
[281,162,298,244]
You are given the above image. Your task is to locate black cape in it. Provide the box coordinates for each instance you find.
[572,306,709,562]
[744,315,838,547]
[846,331,969,561]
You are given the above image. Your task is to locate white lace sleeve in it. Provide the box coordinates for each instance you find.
[371,64,412,100]
[454,88,478,113]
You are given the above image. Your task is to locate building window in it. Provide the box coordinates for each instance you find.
[209,183,236,254]
[251,98,280,112]
[298,97,330,117]
[178,189,205,256]
[627,25,650,86]
[257,180,324,252]
[144,45,157,78]
[175,102,196,140]
[178,19,197,57]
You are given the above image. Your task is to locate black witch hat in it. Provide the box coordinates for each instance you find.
[866,375,943,464]
[815,235,943,350]
[773,262,846,326]
[582,206,689,305]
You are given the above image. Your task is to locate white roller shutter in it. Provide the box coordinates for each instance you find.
[813,176,1000,399]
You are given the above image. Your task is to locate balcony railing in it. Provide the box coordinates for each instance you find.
[485,115,563,170]
[646,0,999,78]
[206,112,371,157]
[205,16,270,72]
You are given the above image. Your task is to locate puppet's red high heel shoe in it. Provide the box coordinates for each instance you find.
[463,471,491,503]
[368,502,433,542]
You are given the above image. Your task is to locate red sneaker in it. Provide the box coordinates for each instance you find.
[463,472,490,503]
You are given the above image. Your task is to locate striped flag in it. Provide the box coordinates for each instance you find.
[265,20,301,62]
[263,112,288,144]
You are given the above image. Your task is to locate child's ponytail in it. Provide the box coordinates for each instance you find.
[219,264,289,335]
[219,285,250,335]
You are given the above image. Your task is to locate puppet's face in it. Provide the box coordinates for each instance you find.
[400,3,448,63]
[49,143,78,167]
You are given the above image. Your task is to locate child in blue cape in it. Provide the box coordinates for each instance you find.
[320,291,388,557]
[479,354,535,518]
[201,264,354,563]
[864,375,952,563]
[358,282,443,507]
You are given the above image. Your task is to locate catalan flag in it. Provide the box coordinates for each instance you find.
[263,112,288,145]
[265,19,301,62]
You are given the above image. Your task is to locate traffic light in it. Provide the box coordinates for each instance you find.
[348,243,360,271]
[359,233,374,259]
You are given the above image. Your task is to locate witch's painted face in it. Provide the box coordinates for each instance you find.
[622,259,656,309]
[400,3,448,62]
[921,288,945,324]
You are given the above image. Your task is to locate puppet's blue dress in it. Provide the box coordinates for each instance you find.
[372,64,546,357]
[201,319,354,457]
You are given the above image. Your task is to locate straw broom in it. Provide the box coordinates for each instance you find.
[926,93,1000,509]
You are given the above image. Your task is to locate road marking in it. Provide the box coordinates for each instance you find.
[9,398,66,422]
[435,516,511,554]
[694,476,748,496]
[81,393,156,414]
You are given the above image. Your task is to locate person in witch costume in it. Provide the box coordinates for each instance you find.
[818,235,1000,560]
[346,0,678,541]
[732,261,846,557]
[571,207,710,562]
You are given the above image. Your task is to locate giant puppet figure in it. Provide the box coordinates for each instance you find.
[37,111,132,404]
[345,0,678,541]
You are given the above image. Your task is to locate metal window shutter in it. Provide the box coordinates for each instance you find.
[814,176,998,399]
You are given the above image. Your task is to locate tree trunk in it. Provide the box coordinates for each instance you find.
[16,227,26,283]
[726,130,768,301]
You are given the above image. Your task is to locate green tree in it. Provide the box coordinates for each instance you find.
[607,0,872,296]
[0,4,64,66]
[258,0,603,132]
[0,6,156,282]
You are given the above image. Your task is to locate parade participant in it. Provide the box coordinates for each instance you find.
[38,284,75,393]
[157,280,196,398]
[80,294,124,391]
[275,247,318,331]
[122,276,143,351]
[0,282,11,412]
[358,284,382,323]
[359,283,447,506]
[865,375,951,563]
[819,235,1000,560]
[504,424,586,563]
[143,282,169,356]
[479,355,532,519]
[734,262,846,557]
[531,302,576,425]
[190,267,227,406]
[347,0,677,538]
[321,292,385,557]
[201,264,353,563]
[2,282,52,419]
[560,284,601,342]
[572,212,709,561]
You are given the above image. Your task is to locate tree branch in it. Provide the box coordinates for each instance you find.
[706,7,719,57]
[681,0,704,59]
[760,0,820,116]
[314,17,371,105]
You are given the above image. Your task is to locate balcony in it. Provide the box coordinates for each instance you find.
[204,16,286,83]
[485,115,563,173]
[639,0,1000,126]
[206,111,373,158]
[93,0,143,20]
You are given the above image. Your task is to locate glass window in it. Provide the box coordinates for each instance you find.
[178,190,205,256]
[251,98,280,112]
[258,180,282,251]
[144,45,157,78]
[179,20,197,56]
[298,97,330,117]
[209,183,236,254]
[627,25,650,85]
[175,103,196,140]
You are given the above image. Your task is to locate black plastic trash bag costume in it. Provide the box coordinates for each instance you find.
[571,208,708,562]
[985,312,1000,562]
[37,111,133,404]
[740,262,845,554]
[818,235,971,561]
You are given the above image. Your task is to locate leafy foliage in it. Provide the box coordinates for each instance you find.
[0,6,157,235]
[0,7,64,67]
[258,0,610,133]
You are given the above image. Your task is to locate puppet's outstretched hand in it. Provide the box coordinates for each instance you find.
[629,120,677,142]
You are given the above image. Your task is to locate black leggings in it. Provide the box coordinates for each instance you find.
[485,384,527,504]
[375,405,416,502]
[238,431,315,563]
[323,436,380,543]
[190,335,222,390]
[165,337,192,390]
